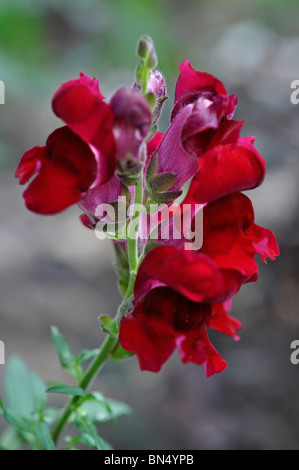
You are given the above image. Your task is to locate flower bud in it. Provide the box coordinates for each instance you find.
[147,70,166,99]
[110,87,152,179]
[137,35,157,68]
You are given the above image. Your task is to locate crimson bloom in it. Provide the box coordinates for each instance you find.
[147,60,265,202]
[119,191,279,375]
[16,73,151,215]
[15,126,97,214]
[119,246,241,376]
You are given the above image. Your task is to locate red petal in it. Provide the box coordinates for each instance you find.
[176,326,228,377]
[187,140,266,203]
[207,302,241,339]
[245,224,280,263]
[19,127,97,214]
[119,294,176,373]
[15,147,45,184]
[52,74,116,184]
[134,245,226,303]
[174,60,227,106]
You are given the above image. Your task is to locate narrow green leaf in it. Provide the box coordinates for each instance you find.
[80,394,132,423]
[75,349,100,364]
[51,327,83,382]
[113,243,129,270]
[51,326,73,367]
[46,385,87,397]
[35,421,55,450]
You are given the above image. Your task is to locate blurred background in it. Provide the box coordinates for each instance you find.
[0,0,299,450]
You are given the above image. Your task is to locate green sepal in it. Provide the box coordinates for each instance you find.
[99,316,119,337]
[109,345,135,363]
[144,92,156,110]
[148,190,182,204]
[147,172,177,193]
[145,152,158,180]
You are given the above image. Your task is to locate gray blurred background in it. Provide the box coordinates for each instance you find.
[0,0,299,450]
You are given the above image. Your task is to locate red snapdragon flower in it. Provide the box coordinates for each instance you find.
[16,73,151,215]
[146,61,265,202]
[119,245,241,376]
[119,192,279,375]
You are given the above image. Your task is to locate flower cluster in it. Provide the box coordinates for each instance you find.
[16,38,279,377]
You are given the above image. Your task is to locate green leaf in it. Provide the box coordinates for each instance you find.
[0,395,36,435]
[51,326,74,368]
[75,349,100,364]
[51,326,83,382]
[4,357,46,417]
[42,407,61,426]
[113,242,129,270]
[64,433,96,450]
[99,316,119,337]
[74,414,110,450]
[80,394,132,423]
[0,426,25,451]
[35,421,55,450]
[46,385,87,398]
[30,372,47,414]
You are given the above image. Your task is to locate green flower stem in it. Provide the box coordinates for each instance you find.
[142,67,149,95]
[126,179,143,276]
[51,334,118,445]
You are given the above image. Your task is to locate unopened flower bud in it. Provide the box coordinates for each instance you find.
[137,35,154,60]
[147,70,166,99]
